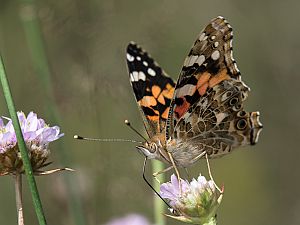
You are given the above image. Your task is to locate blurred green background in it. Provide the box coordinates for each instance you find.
[0,0,299,224]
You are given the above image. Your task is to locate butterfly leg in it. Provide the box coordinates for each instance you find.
[205,153,223,193]
[153,165,173,184]
[166,152,182,192]
[190,151,206,164]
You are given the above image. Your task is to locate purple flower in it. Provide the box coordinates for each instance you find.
[160,174,223,224]
[160,173,189,207]
[0,111,64,175]
[104,214,150,225]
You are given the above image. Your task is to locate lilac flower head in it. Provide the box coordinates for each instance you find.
[160,174,223,224]
[160,174,189,207]
[104,214,150,225]
[0,111,64,175]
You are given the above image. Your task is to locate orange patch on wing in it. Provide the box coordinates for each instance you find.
[162,84,175,99]
[139,96,157,107]
[155,83,174,105]
[174,97,190,119]
[161,107,170,120]
[157,94,165,105]
[209,69,230,88]
[198,82,209,96]
[196,72,211,96]
[197,72,211,87]
[152,85,161,98]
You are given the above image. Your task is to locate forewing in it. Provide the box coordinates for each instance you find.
[165,17,262,165]
[127,42,175,138]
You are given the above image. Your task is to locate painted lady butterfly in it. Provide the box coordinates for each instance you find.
[126,16,263,169]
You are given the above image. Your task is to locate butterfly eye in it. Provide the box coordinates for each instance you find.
[149,143,157,153]
[236,119,247,130]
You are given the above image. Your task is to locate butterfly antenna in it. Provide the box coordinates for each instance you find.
[74,135,142,144]
[124,119,148,142]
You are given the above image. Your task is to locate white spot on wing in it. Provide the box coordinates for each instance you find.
[196,55,205,65]
[187,55,198,66]
[199,32,206,41]
[143,61,148,66]
[132,71,139,81]
[148,68,156,76]
[211,35,216,40]
[127,53,134,62]
[213,42,219,48]
[137,56,141,61]
[211,50,220,60]
[138,71,146,81]
[216,113,227,125]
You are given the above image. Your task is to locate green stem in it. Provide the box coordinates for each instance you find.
[151,160,166,225]
[0,56,47,224]
[18,1,86,225]
[14,173,24,225]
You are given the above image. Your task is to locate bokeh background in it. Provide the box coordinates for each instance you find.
[0,0,299,224]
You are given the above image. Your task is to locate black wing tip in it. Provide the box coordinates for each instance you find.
[126,42,149,60]
[127,41,139,52]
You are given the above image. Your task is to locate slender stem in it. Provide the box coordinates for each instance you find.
[151,160,166,225]
[14,174,24,225]
[19,1,86,224]
[0,56,47,225]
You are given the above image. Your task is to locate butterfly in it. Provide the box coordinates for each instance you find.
[126,16,263,171]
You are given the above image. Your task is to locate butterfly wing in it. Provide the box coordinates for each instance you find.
[166,17,262,165]
[127,42,175,138]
